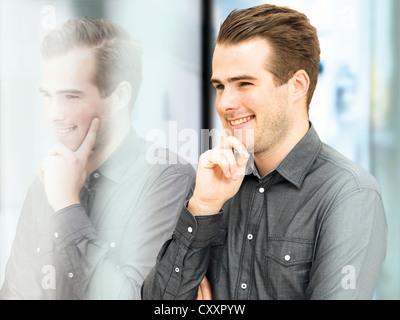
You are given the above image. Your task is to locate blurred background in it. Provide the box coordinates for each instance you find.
[0,0,399,299]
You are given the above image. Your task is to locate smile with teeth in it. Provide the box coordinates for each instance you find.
[57,127,76,134]
[230,116,255,127]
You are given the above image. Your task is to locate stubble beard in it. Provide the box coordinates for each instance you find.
[92,118,112,152]
[253,101,292,158]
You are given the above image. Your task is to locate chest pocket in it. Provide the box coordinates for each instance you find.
[265,238,314,300]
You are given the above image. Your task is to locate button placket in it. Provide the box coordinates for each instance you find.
[236,182,268,299]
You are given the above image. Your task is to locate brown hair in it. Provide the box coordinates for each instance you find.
[41,17,142,108]
[217,4,320,109]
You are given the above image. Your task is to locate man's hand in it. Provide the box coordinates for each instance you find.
[39,118,100,212]
[188,132,249,216]
[197,276,212,300]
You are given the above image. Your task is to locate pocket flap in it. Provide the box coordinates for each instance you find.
[266,238,314,267]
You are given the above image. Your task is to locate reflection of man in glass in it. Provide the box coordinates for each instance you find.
[0,17,195,299]
[143,4,387,300]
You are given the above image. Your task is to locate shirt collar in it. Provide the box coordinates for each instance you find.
[94,128,145,183]
[246,123,322,188]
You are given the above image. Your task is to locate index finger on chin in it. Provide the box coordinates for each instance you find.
[75,118,100,160]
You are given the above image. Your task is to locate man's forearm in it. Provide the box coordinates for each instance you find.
[142,205,223,300]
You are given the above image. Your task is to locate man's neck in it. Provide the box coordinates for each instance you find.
[254,121,310,177]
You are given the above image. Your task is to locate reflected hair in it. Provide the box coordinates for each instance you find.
[217,4,320,109]
[41,17,142,108]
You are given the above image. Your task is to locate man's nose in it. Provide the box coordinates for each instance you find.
[45,98,67,122]
[217,88,240,113]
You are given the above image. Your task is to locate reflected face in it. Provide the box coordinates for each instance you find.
[40,47,111,152]
[211,38,293,156]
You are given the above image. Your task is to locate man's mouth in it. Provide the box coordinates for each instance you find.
[56,126,77,134]
[229,116,255,127]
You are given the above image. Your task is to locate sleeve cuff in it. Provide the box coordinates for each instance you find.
[174,201,223,249]
[51,204,95,249]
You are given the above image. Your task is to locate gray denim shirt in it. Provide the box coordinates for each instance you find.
[143,124,388,300]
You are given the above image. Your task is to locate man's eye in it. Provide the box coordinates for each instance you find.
[240,82,252,87]
[215,84,224,90]
[66,95,79,100]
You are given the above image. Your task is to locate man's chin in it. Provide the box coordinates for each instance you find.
[232,131,255,154]
[55,138,82,152]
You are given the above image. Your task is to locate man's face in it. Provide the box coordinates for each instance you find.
[211,38,295,156]
[40,47,110,152]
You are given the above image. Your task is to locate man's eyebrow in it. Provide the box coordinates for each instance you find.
[210,75,258,84]
[56,89,84,95]
[38,87,83,95]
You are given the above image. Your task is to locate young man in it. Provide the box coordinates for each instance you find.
[143,4,388,300]
[0,17,195,299]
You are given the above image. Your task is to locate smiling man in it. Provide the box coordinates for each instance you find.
[143,4,387,300]
[0,17,195,300]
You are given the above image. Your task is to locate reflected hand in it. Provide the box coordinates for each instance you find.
[39,118,100,212]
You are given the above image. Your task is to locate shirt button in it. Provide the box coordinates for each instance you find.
[36,247,41,253]
[93,173,100,179]
[247,234,253,240]
[175,267,180,273]
[188,227,193,234]
[241,283,247,290]
[259,187,265,194]
[110,242,116,248]
[285,255,291,262]
[68,272,74,278]
[54,232,59,239]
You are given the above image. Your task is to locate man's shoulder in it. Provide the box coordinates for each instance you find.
[316,143,380,192]
[126,141,196,181]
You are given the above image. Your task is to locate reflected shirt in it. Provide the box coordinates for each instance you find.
[142,124,388,300]
[0,129,195,300]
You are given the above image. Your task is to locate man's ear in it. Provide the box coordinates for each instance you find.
[110,81,132,110]
[291,70,310,105]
